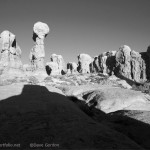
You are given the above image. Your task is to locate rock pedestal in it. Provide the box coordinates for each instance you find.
[30,22,49,73]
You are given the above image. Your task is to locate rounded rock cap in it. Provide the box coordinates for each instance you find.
[33,21,50,38]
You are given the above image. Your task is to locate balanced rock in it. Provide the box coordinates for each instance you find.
[46,54,66,75]
[77,54,93,73]
[67,62,78,74]
[30,22,49,72]
[0,30,23,76]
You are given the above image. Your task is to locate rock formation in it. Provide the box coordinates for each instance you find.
[0,30,23,76]
[46,54,66,75]
[90,56,100,73]
[77,54,93,73]
[115,45,146,82]
[67,62,78,74]
[90,51,116,75]
[30,22,49,73]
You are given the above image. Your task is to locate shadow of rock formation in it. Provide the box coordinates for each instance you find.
[68,96,150,150]
[0,85,148,149]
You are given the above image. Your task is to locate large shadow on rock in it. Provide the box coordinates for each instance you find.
[0,85,147,149]
[68,96,150,150]
[115,73,140,86]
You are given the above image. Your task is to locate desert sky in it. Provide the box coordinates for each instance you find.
[0,0,150,64]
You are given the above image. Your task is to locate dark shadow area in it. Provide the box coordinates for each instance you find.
[114,73,140,86]
[45,65,51,75]
[32,32,38,42]
[141,51,150,81]
[68,96,150,150]
[106,55,116,75]
[12,39,16,48]
[0,85,150,149]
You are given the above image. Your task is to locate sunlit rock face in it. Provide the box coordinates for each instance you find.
[30,22,49,72]
[77,54,93,73]
[115,45,146,82]
[141,46,150,80]
[67,62,78,74]
[90,51,116,75]
[0,30,23,76]
[46,54,66,75]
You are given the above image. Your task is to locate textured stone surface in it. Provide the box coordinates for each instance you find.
[67,62,78,74]
[115,45,146,82]
[0,30,23,75]
[46,54,66,75]
[30,22,49,71]
[90,51,116,75]
[77,54,93,73]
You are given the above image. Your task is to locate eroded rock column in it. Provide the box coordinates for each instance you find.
[0,30,23,76]
[30,22,49,72]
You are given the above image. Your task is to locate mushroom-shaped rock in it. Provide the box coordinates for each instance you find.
[30,22,49,73]
[33,22,50,39]
[77,54,93,73]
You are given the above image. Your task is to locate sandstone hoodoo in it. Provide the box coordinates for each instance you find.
[0,30,23,76]
[30,22,50,73]
[77,54,93,73]
[46,54,66,75]
[90,51,116,75]
[115,45,147,82]
[67,62,78,74]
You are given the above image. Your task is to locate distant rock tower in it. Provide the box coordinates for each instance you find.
[0,30,23,76]
[30,22,49,73]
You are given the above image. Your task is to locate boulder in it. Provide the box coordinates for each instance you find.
[77,54,93,73]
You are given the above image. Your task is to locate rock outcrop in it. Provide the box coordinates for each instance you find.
[115,45,146,82]
[0,30,23,76]
[67,62,78,74]
[46,54,66,75]
[30,22,49,73]
[77,54,93,73]
[90,51,116,75]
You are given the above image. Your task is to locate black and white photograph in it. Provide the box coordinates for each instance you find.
[0,0,150,149]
